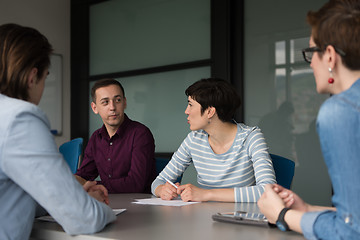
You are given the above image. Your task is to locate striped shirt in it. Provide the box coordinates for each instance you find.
[151,123,276,202]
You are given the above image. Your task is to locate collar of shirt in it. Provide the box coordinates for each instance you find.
[98,114,131,140]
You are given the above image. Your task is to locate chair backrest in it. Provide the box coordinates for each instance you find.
[270,153,295,189]
[155,157,182,183]
[59,138,83,174]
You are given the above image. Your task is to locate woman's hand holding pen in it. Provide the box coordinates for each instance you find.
[157,180,209,202]
[157,181,180,200]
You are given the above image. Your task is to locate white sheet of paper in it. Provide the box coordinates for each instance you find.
[132,198,200,206]
[112,208,127,215]
[36,209,126,222]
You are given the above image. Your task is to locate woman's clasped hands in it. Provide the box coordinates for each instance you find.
[257,184,309,223]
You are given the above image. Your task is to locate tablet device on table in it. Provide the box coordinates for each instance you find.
[212,211,273,227]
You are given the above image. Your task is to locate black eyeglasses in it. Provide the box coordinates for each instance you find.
[302,45,346,64]
[302,46,322,63]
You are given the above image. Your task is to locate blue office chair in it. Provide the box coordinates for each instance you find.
[270,153,295,189]
[155,157,182,183]
[59,138,83,174]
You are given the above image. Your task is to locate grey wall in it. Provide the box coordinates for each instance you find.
[0,0,71,146]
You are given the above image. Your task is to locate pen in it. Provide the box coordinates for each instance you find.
[164,178,178,189]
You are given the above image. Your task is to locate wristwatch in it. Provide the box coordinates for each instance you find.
[276,207,290,231]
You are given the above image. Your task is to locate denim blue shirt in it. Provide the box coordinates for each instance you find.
[301,79,360,239]
[0,94,116,240]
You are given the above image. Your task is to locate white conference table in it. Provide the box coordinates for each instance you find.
[31,193,305,240]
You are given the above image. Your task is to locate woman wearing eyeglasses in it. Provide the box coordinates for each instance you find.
[258,0,360,239]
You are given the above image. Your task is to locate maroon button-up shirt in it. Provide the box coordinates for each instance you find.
[76,114,156,193]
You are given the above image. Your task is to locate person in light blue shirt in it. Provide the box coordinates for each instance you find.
[0,23,116,240]
[152,78,276,202]
[258,0,360,239]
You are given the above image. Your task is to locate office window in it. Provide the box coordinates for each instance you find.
[273,37,328,134]
[244,0,331,206]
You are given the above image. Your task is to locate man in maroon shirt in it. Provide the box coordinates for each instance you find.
[75,79,156,193]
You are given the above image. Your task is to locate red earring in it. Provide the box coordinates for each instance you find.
[328,68,334,84]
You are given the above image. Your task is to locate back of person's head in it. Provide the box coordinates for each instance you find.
[0,23,53,101]
[185,78,241,122]
[307,0,360,70]
[91,78,125,103]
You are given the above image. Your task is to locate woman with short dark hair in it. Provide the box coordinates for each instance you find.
[152,78,276,202]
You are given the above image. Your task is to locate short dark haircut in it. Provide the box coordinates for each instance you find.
[0,23,53,101]
[307,0,360,70]
[91,78,125,103]
[185,78,241,122]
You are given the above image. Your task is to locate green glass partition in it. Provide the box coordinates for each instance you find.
[90,0,210,75]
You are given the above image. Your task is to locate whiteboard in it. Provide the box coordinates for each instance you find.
[38,54,63,135]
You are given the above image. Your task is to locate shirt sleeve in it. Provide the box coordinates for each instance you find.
[1,108,116,235]
[101,126,155,193]
[234,127,277,202]
[300,210,329,240]
[151,134,192,195]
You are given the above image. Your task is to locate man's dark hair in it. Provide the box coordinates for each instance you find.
[91,78,125,103]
